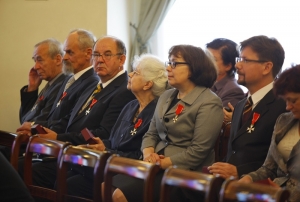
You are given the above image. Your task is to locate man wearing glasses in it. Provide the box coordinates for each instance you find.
[30,36,135,189]
[208,35,287,179]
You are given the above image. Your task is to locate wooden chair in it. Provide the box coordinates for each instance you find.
[215,121,231,162]
[160,167,225,202]
[56,145,112,202]
[219,178,290,202]
[23,135,71,201]
[0,130,29,170]
[103,156,160,202]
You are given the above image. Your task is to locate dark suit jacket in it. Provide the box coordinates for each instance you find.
[56,72,135,145]
[248,112,300,201]
[226,89,287,177]
[211,74,245,107]
[35,68,99,129]
[103,99,157,159]
[19,74,67,124]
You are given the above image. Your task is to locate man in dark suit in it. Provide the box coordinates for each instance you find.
[29,36,135,189]
[19,38,67,124]
[17,29,99,134]
[208,35,287,179]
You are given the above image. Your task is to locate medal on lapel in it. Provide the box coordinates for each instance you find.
[56,92,67,107]
[85,99,97,115]
[173,104,184,123]
[247,112,260,133]
[130,118,142,135]
[31,95,44,111]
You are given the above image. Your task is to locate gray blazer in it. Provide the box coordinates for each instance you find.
[248,112,300,202]
[141,86,223,172]
[211,74,245,107]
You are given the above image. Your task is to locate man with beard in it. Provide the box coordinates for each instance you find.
[208,35,287,179]
[28,36,135,190]
[17,29,99,134]
[19,38,67,125]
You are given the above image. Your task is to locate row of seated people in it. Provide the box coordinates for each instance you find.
[0,134,292,202]
[1,31,299,201]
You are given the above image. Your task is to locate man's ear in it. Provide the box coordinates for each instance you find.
[86,48,93,59]
[119,54,126,66]
[55,54,63,65]
[262,61,273,76]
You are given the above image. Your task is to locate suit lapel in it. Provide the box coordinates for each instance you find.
[233,90,276,140]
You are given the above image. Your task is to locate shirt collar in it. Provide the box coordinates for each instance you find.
[249,81,273,109]
[101,69,125,88]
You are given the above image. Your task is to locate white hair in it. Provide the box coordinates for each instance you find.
[132,53,168,97]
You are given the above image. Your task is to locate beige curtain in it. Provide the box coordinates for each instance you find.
[129,0,176,69]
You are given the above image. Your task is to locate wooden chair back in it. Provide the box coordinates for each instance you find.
[103,156,160,202]
[219,179,290,202]
[57,145,112,202]
[215,121,231,162]
[23,135,71,201]
[0,130,29,170]
[160,167,224,202]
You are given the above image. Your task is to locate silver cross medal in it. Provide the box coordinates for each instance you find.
[130,129,137,136]
[173,115,178,123]
[56,101,61,107]
[247,125,255,133]
[85,109,90,115]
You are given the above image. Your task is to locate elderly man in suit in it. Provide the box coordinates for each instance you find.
[30,35,135,189]
[208,35,287,179]
[17,29,99,134]
[19,38,67,124]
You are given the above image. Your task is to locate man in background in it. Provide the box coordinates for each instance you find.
[209,35,287,178]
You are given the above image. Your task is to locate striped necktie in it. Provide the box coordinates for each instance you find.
[79,83,102,114]
[242,96,253,125]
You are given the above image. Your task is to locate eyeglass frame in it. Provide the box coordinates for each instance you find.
[92,52,123,61]
[235,57,268,64]
[165,61,189,69]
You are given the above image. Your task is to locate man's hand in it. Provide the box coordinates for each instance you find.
[223,102,234,122]
[16,122,32,134]
[208,162,238,179]
[28,67,42,92]
[38,127,57,140]
[80,137,105,151]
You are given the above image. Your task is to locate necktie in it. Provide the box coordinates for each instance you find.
[31,83,50,111]
[242,96,253,125]
[79,83,102,114]
[64,76,75,92]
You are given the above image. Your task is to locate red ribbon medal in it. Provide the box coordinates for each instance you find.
[247,112,260,133]
[56,92,67,107]
[85,99,97,115]
[39,95,44,101]
[173,104,184,123]
[130,118,143,135]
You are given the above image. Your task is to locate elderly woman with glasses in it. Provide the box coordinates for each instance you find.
[111,45,223,202]
[65,53,168,199]
[239,65,300,202]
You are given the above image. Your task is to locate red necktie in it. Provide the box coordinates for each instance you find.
[242,96,253,125]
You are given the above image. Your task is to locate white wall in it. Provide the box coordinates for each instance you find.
[0,0,138,132]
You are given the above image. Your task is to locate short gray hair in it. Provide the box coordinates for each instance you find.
[132,54,168,97]
[35,38,64,58]
[69,29,96,50]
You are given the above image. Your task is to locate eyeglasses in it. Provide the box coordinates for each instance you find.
[92,52,122,61]
[236,57,267,64]
[165,61,189,69]
[132,70,140,75]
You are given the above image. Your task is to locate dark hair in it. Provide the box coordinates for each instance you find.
[240,35,285,78]
[274,64,300,96]
[206,38,238,76]
[168,45,217,88]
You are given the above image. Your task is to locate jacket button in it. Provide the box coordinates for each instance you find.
[286,173,290,177]
[165,142,168,145]
[232,151,236,154]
